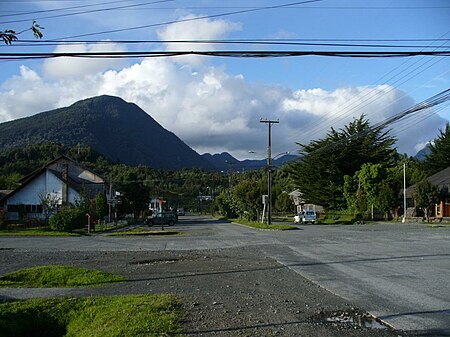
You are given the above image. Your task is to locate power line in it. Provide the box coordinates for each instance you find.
[50,0,324,40]
[1,50,449,60]
[5,38,450,49]
[0,0,176,24]
[0,0,133,18]
[284,34,450,146]
[296,88,450,157]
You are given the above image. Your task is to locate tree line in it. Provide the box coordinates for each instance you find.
[1,116,448,224]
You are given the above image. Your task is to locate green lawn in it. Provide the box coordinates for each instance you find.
[231,219,297,230]
[0,228,80,236]
[0,265,125,288]
[0,294,183,337]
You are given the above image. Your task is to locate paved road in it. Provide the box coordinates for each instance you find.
[1,216,449,335]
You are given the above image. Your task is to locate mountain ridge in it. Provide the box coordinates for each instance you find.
[201,152,299,171]
[0,95,213,170]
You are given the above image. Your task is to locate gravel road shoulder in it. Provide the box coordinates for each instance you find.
[0,246,416,337]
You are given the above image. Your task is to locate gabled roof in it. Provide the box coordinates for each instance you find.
[405,166,450,198]
[0,155,105,203]
[17,154,74,185]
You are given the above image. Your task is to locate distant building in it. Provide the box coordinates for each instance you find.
[149,197,165,213]
[405,166,450,219]
[0,155,107,221]
[289,189,324,214]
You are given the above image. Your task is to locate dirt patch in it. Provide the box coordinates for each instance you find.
[0,247,414,337]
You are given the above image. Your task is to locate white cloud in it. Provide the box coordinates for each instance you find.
[157,14,242,66]
[2,58,446,159]
[1,17,448,160]
[42,42,127,79]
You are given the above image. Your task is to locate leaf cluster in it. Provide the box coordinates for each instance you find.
[422,122,450,175]
[289,115,397,209]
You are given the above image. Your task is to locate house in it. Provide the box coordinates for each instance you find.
[0,155,108,221]
[289,189,324,214]
[149,197,166,213]
[405,166,450,219]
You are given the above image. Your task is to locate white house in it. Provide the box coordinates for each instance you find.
[149,197,165,213]
[0,155,107,221]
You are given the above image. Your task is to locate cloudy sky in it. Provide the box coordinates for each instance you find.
[1,0,449,159]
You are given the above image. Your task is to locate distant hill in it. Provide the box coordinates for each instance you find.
[202,152,298,171]
[0,95,213,170]
[414,144,431,161]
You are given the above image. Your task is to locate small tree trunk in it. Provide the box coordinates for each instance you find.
[423,207,429,222]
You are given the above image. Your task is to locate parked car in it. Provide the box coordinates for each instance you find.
[145,212,177,227]
[294,210,317,224]
[177,208,185,216]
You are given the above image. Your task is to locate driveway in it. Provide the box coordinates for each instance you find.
[0,216,449,335]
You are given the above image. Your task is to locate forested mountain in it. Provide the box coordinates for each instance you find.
[0,95,213,170]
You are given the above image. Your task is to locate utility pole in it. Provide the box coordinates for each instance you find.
[402,162,407,223]
[260,118,279,225]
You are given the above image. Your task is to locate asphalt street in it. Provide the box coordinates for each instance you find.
[1,216,449,335]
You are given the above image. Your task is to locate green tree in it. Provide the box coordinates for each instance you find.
[422,122,450,175]
[215,189,238,219]
[120,182,149,219]
[38,192,60,222]
[356,163,386,212]
[275,192,293,213]
[414,179,439,222]
[95,192,108,221]
[214,170,266,221]
[0,173,23,189]
[375,180,397,220]
[290,116,397,209]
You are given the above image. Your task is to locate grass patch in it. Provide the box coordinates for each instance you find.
[0,228,80,236]
[107,227,181,236]
[428,224,450,229]
[231,219,297,230]
[316,213,360,225]
[0,294,183,337]
[0,266,125,288]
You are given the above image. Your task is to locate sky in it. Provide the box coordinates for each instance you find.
[0,0,449,160]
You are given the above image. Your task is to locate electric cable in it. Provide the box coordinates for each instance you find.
[49,0,324,40]
[295,88,450,158]
[1,49,449,60]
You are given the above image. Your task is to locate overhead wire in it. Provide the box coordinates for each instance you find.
[5,38,450,49]
[48,0,325,40]
[283,34,450,146]
[296,88,450,158]
[0,0,176,24]
[0,0,133,18]
[1,50,449,60]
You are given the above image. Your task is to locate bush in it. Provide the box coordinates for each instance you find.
[49,208,85,232]
[0,210,5,229]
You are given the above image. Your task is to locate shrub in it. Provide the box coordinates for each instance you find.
[0,210,5,229]
[49,208,85,232]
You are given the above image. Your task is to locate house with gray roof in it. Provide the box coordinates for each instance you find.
[0,155,107,221]
[405,166,450,219]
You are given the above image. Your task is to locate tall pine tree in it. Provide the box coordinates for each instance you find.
[289,116,397,209]
[423,122,450,175]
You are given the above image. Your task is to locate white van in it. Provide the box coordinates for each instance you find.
[293,210,317,224]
